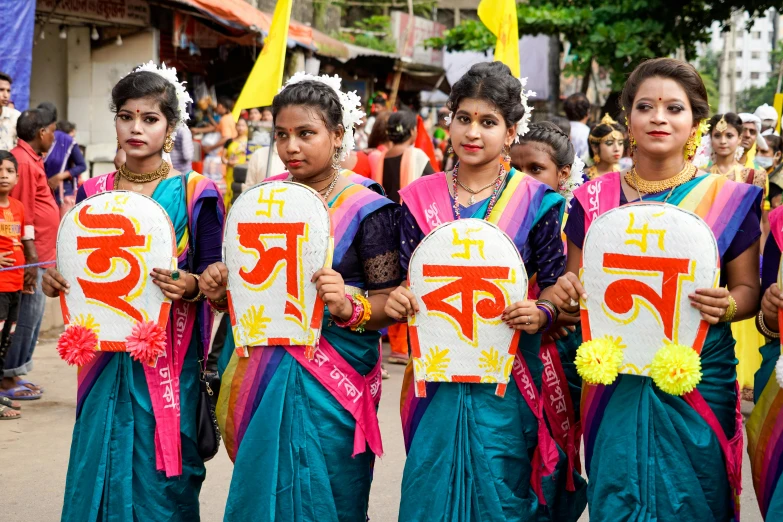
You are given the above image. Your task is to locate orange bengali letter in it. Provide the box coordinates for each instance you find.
[76,206,147,322]
[421,264,509,342]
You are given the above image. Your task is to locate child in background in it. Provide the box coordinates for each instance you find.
[0,150,32,418]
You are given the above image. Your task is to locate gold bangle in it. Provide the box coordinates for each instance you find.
[181,273,205,303]
[757,310,780,339]
[720,293,737,323]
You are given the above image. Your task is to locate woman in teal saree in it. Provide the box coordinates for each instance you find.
[43,69,225,521]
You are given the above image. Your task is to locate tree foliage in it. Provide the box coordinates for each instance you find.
[335,15,398,53]
[424,1,781,90]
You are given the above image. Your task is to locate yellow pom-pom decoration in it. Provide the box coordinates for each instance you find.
[650,343,702,396]
[575,336,625,385]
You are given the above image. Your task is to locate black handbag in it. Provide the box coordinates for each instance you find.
[183,174,222,461]
[196,364,221,461]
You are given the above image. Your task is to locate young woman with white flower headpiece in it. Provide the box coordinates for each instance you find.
[385,61,587,521]
[198,73,400,521]
[41,64,225,521]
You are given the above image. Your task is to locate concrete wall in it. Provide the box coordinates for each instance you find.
[30,24,68,119]
[66,27,92,145]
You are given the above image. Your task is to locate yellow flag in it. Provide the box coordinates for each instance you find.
[774,93,783,134]
[478,0,520,77]
[232,0,293,120]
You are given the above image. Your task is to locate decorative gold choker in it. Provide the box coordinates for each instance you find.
[624,163,697,193]
[115,161,170,191]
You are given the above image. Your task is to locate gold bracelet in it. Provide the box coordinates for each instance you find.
[719,293,737,323]
[757,310,781,339]
[181,273,205,302]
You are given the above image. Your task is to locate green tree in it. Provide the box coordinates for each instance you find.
[425,1,781,91]
[335,15,398,53]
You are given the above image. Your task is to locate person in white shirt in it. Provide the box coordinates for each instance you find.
[564,92,590,160]
[0,72,20,151]
[755,103,779,136]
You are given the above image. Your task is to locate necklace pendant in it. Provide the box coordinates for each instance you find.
[132,184,144,192]
[468,195,475,205]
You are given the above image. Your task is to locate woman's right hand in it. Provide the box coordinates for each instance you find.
[761,283,782,332]
[42,267,69,298]
[199,262,228,302]
[384,285,420,321]
[551,272,587,314]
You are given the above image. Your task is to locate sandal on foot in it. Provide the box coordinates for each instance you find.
[16,379,44,394]
[0,404,21,419]
[0,385,41,400]
[0,396,21,410]
[387,356,409,365]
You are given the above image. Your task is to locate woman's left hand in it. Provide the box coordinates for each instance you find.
[502,300,544,333]
[689,287,730,324]
[312,268,352,321]
[151,268,189,301]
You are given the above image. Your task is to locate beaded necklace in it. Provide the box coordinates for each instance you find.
[450,161,506,220]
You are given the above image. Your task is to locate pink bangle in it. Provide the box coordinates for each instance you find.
[333,294,362,328]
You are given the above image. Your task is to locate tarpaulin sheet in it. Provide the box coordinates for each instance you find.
[0,0,35,111]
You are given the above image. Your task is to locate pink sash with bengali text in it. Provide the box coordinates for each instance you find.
[285,337,384,457]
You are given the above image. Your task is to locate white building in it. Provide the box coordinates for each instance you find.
[702,9,780,111]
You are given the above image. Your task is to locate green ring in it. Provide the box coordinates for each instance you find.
[171,270,180,281]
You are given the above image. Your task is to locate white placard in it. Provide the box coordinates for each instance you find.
[224,181,332,355]
[408,219,528,397]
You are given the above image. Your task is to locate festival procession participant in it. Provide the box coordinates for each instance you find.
[44,120,87,216]
[708,112,767,193]
[42,64,225,522]
[755,103,779,136]
[509,120,586,489]
[224,117,250,207]
[584,114,626,179]
[367,109,435,366]
[705,112,768,398]
[553,58,762,521]
[747,203,783,520]
[199,74,400,522]
[386,61,587,521]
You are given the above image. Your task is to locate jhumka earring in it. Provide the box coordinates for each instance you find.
[331,151,341,173]
[163,134,174,153]
[593,154,601,164]
[684,132,698,162]
[502,146,511,163]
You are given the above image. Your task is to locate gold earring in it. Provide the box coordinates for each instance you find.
[593,154,601,164]
[117,137,120,149]
[163,134,174,153]
[501,146,511,163]
[684,132,698,161]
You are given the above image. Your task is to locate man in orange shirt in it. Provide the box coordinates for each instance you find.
[1,107,57,399]
[201,96,237,155]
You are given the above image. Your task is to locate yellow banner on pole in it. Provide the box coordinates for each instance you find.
[232,0,293,120]
[478,0,520,77]
[774,93,783,135]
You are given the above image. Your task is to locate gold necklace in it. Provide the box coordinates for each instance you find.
[624,162,697,194]
[456,176,501,205]
[115,161,170,191]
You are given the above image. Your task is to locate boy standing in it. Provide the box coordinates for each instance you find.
[0,150,30,417]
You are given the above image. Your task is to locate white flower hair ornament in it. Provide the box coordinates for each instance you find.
[132,61,193,131]
[560,154,585,202]
[444,112,452,126]
[282,72,364,161]
[691,134,712,171]
[516,77,536,142]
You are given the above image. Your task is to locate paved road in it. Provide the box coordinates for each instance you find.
[0,334,765,521]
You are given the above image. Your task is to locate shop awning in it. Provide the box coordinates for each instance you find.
[169,0,349,59]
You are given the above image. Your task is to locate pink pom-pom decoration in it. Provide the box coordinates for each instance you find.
[57,325,98,366]
[126,321,167,365]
